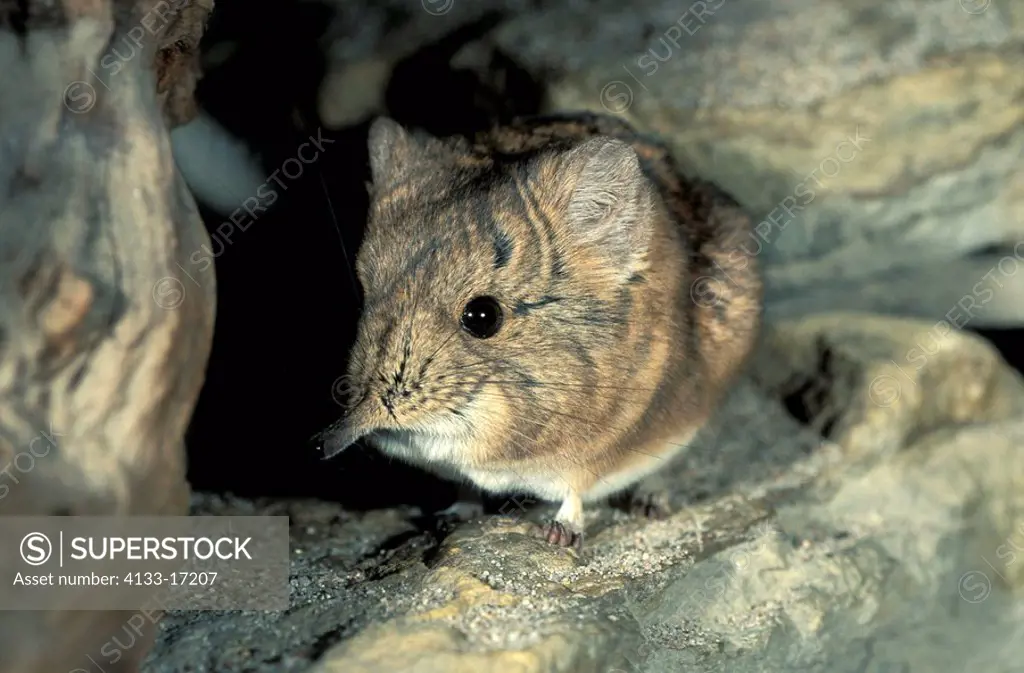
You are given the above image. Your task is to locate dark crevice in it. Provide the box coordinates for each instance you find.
[303,622,355,662]
[779,341,844,439]
[975,328,1024,375]
[183,2,544,513]
[352,529,438,582]
[7,0,29,41]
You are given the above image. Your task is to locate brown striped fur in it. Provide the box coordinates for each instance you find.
[324,112,762,546]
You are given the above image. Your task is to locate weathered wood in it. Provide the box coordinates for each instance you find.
[0,0,215,670]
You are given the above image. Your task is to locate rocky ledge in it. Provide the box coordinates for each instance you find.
[144,313,1024,672]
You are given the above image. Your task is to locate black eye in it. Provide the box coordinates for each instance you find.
[461,296,503,339]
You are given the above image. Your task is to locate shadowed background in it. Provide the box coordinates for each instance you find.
[178,0,1024,512]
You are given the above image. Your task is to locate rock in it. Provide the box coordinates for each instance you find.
[750,312,1024,464]
[143,314,1024,672]
[637,419,1024,673]
[0,1,215,671]
[316,2,531,127]
[307,494,775,673]
[763,250,1024,328]
[154,0,215,127]
[319,57,394,128]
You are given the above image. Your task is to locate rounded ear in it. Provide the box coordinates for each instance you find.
[561,137,655,273]
[367,116,422,188]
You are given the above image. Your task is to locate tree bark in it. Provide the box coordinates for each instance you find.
[0,0,215,671]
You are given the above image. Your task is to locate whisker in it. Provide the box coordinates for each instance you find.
[307,131,358,304]
[419,327,464,376]
[444,356,654,388]
[455,378,658,394]
[431,378,657,408]
[443,353,629,373]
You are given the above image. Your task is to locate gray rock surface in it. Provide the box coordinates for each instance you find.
[499,0,1024,288]
[764,251,1024,327]
[143,314,1024,672]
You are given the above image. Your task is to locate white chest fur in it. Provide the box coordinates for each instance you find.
[367,430,570,500]
[368,428,698,504]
